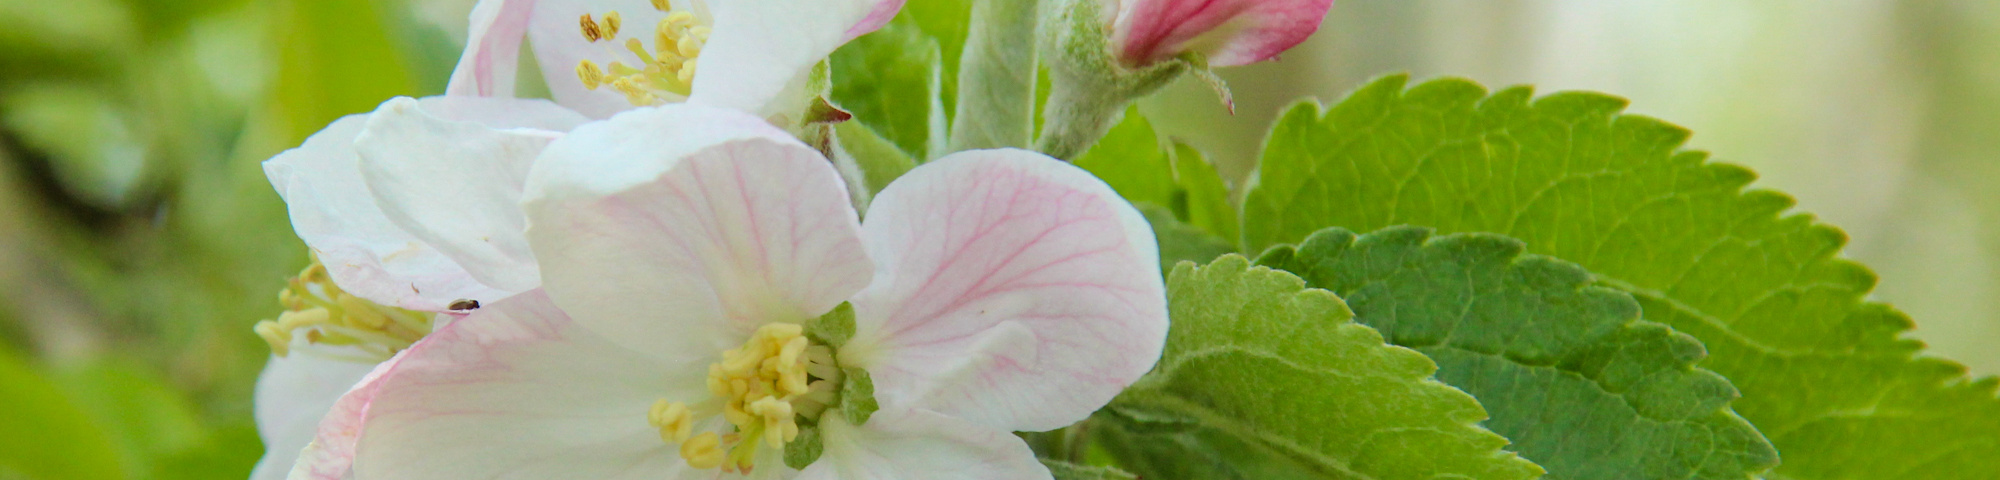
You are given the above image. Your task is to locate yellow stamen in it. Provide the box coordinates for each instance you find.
[650,400,695,443]
[680,432,725,469]
[253,256,434,359]
[650,0,671,11]
[579,14,604,42]
[601,11,622,39]
[648,321,846,471]
[577,60,605,89]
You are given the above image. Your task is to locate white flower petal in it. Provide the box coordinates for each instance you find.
[526,0,674,118]
[801,408,1051,480]
[446,0,536,97]
[354,97,584,296]
[265,113,506,311]
[687,0,890,119]
[248,351,378,480]
[350,290,706,480]
[844,149,1168,433]
[525,104,873,358]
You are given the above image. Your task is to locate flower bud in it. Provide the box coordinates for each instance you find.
[1109,0,1333,68]
[1035,0,1331,159]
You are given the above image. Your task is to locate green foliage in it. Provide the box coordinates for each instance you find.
[899,0,973,120]
[1110,256,1543,480]
[1071,109,1240,245]
[1138,205,1234,273]
[0,349,126,480]
[1259,226,1778,479]
[1242,74,2000,479]
[831,122,917,207]
[1073,107,1178,208]
[830,15,946,160]
[1042,459,1137,480]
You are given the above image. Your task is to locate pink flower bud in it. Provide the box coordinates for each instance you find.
[1109,0,1333,67]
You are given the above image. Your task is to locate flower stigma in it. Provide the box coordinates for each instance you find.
[253,257,433,361]
[648,322,843,473]
[574,2,710,106]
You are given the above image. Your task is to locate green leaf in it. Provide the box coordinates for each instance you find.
[1242,74,2000,479]
[900,0,972,120]
[831,122,916,203]
[830,14,945,160]
[1116,255,1543,480]
[1042,459,1138,480]
[0,349,125,480]
[1073,106,1177,209]
[1138,204,1235,273]
[1259,226,1778,479]
[1072,109,1241,245]
[1169,142,1238,244]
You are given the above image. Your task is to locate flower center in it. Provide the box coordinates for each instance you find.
[649,322,842,473]
[574,0,710,107]
[253,258,434,361]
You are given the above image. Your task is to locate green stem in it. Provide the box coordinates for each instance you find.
[1033,78,1128,160]
[947,0,1042,151]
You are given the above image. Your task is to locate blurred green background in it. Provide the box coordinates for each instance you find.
[0,0,1994,478]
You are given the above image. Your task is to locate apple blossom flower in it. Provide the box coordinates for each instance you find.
[288,103,1168,479]
[249,95,588,480]
[447,0,905,122]
[1108,0,1333,68]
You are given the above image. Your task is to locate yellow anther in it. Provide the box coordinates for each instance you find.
[677,59,697,85]
[336,294,390,329]
[663,321,838,471]
[680,432,725,469]
[650,0,671,11]
[601,11,622,38]
[664,11,697,30]
[576,60,605,90]
[579,14,604,42]
[675,35,702,58]
[649,400,695,443]
[255,321,292,356]
[747,397,798,448]
[254,256,434,359]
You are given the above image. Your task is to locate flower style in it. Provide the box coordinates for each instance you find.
[250,95,588,480]
[1107,0,1334,68]
[448,0,905,121]
[291,103,1168,479]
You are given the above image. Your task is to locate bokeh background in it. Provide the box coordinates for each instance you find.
[1,0,1994,478]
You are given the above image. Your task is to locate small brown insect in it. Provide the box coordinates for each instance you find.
[447,299,481,311]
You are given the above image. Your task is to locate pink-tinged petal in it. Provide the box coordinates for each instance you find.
[1112,0,1332,67]
[265,113,508,312]
[248,350,378,480]
[524,104,874,359]
[526,0,675,118]
[354,97,585,296]
[445,0,537,97]
[688,0,890,119]
[843,149,1167,433]
[281,349,411,480]
[845,0,908,41]
[351,290,709,480]
[799,408,1052,480]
